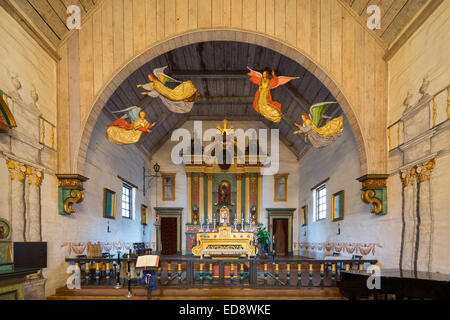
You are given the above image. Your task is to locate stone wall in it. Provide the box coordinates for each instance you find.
[149,120,300,254]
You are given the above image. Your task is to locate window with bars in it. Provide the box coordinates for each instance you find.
[315,184,327,221]
[122,183,132,219]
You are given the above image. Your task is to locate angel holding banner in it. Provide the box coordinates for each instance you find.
[247,67,298,123]
[293,101,344,148]
[137,66,199,114]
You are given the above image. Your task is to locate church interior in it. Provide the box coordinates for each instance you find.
[0,0,449,302]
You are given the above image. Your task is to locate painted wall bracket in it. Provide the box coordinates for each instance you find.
[357,174,388,215]
[56,174,89,216]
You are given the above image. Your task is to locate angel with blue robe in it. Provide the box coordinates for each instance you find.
[106,107,156,145]
[293,101,343,148]
[137,66,199,114]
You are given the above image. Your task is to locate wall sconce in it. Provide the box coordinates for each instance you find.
[337,223,341,235]
[107,221,111,233]
[143,162,161,197]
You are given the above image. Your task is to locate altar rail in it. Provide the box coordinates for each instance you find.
[66,256,377,288]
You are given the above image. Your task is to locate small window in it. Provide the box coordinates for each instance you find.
[122,183,132,219]
[315,184,327,221]
[162,173,176,201]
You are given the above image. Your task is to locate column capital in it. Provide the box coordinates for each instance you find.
[5,158,26,183]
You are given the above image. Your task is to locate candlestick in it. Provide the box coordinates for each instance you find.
[240,218,245,232]
[233,218,238,232]
[212,218,217,232]
[199,217,204,232]
[114,245,122,289]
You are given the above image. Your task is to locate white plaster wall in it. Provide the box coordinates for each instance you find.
[298,119,400,266]
[149,120,299,254]
[385,0,450,273]
[388,1,450,125]
[0,6,57,124]
[41,110,151,296]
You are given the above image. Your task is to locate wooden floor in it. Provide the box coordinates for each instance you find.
[48,285,345,300]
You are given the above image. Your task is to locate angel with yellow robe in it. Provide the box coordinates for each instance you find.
[137,66,199,113]
[247,67,299,123]
[293,101,344,148]
[107,109,156,145]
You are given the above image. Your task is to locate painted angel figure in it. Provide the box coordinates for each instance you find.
[293,101,344,148]
[137,66,199,114]
[106,107,156,145]
[247,67,299,123]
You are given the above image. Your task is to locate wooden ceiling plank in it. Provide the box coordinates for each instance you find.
[12,0,61,45]
[79,0,95,12]
[46,0,69,24]
[60,0,87,13]
[380,0,428,44]
[352,0,371,16]
[375,0,408,36]
[27,0,69,38]
[384,0,444,61]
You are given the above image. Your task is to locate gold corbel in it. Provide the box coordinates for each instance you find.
[361,190,382,214]
[63,190,85,214]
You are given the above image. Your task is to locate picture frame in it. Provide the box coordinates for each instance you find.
[103,188,116,219]
[162,173,176,201]
[141,204,148,225]
[332,190,344,221]
[274,174,288,201]
[301,205,308,226]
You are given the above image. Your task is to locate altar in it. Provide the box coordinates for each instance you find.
[191,225,257,259]
[183,120,264,256]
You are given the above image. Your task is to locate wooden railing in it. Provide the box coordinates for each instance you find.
[66,256,377,288]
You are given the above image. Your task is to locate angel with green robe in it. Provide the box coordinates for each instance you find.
[137,66,199,113]
[293,101,343,148]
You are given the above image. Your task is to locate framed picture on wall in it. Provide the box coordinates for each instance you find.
[103,188,116,219]
[274,174,288,201]
[141,205,148,225]
[301,205,308,226]
[162,173,176,201]
[332,190,344,221]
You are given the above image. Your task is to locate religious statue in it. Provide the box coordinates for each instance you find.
[293,101,344,148]
[247,67,298,123]
[218,206,231,225]
[214,180,234,206]
[137,66,199,113]
[106,110,156,145]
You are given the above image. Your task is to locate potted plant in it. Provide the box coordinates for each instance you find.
[256,226,270,259]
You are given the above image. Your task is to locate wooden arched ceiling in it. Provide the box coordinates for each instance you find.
[102,41,343,158]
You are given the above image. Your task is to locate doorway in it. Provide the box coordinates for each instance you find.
[273,218,289,256]
[267,208,295,256]
[160,217,178,255]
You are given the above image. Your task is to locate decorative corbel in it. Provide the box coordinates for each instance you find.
[357,174,388,215]
[56,174,89,216]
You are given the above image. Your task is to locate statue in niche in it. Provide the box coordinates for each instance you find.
[214,180,234,206]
